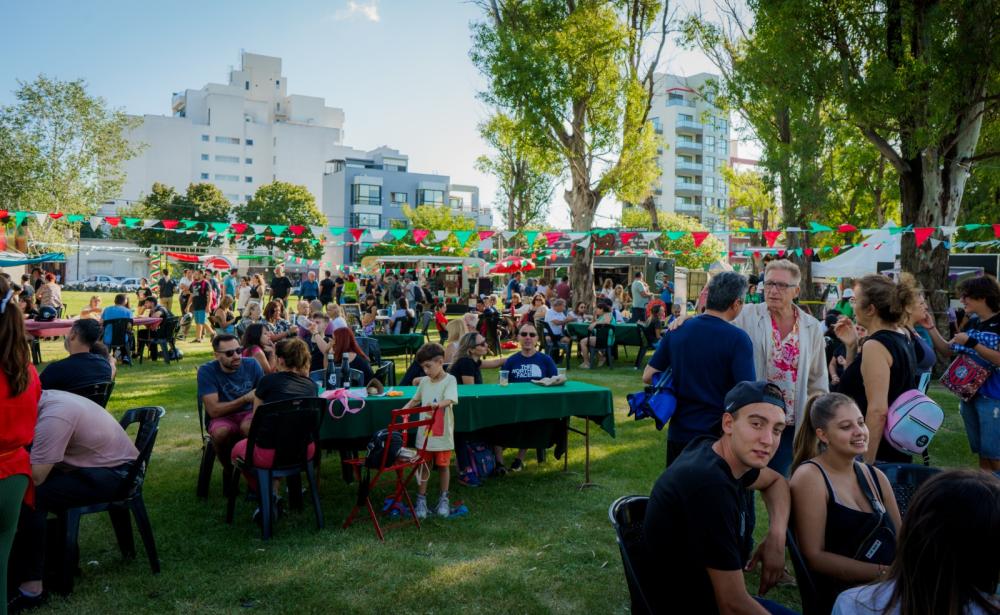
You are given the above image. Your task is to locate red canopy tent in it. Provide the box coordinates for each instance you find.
[489,257,537,275]
[164,253,235,271]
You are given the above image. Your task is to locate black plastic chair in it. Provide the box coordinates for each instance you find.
[29,336,42,365]
[225,397,325,540]
[608,496,653,614]
[538,320,570,367]
[357,336,396,386]
[875,463,942,517]
[195,396,234,500]
[593,324,615,369]
[633,321,661,369]
[66,381,115,408]
[102,318,134,365]
[418,311,434,342]
[57,407,165,593]
[786,526,823,615]
[138,316,180,364]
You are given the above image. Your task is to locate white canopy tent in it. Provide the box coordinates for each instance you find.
[811,223,901,279]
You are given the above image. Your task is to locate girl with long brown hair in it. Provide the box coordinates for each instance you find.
[0,275,42,609]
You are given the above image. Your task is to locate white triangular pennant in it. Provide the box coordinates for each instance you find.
[479,239,493,251]
[34,213,48,227]
[310,226,326,238]
[578,237,591,249]
[367,229,388,242]
[432,230,451,243]
[89,216,103,232]
[251,224,267,235]
[501,231,517,241]
[930,238,942,249]
[143,219,159,229]
[940,225,958,236]
[641,232,661,242]
[564,232,587,242]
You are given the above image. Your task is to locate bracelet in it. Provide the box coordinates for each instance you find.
[964,336,979,349]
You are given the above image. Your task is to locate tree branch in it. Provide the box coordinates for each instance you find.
[858,125,909,175]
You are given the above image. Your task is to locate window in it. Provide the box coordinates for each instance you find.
[225,193,240,202]
[245,177,253,183]
[200,154,209,161]
[275,80,280,89]
[705,155,715,167]
[651,117,662,133]
[678,113,694,122]
[200,173,209,180]
[201,134,209,142]
[246,139,254,146]
[352,184,382,205]
[351,213,381,228]
[215,155,240,163]
[718,119,728,131]
[245,195,252,202]
[706,197,715,208]
[390,192,408,206]
[215,174,239,182]
[214,136,240,145]
[245,80,249,91]
[705,176,715,189]
[705,135,715,147]
[245,158,253,164]
[718,140,728,154]
[416,189,444,206]
[668,93,685,102]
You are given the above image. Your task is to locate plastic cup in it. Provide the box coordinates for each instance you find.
[558,368,567,379]
[499,370,509,386]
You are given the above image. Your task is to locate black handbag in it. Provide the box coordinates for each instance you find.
[851,463,896,564]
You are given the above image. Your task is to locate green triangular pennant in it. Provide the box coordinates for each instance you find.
[523,231,539,246]
[454,230,473,245]
[809,222,833,232]
[666,231,685,240]
[210,222,230,233]
[269,225,288,235]
[66,214,85,223]
[389,229,408,241]
[123,217,141,228]
[329,226,345,235]
[737,227,760,234]
[14,212,28,226]
[181,219,198,229]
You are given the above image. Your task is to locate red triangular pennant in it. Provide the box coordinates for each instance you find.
[48,212,64,220]
[162,220,179,229]
[104,216,121,227]
[837,224,857,233]
[231,223,248,234]
[413,229,429,243]
[478,230,495,241]
[544,232,562,246]
[691,231,710,247]
[349,228,365,242]
[993,224,1000,239]
[763,230,781,247]
[914,227,935,246]
[619,231,637,245]
[804,248,813,257]
[832,246,841,254]
[288,225,306,236]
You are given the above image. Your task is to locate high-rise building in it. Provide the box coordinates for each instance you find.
[115,52,346,214]
[646,72,731,231]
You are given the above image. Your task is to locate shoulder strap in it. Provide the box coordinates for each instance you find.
[802,460,837,502]
[853,462,886,514]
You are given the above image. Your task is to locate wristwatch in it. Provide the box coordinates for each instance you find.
[964,336,979,349]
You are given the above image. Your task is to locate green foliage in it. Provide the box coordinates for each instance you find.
[121,182,232,249]
[360,205,478,257]
[235,181,325,259]
[620,209,726,270]
[475,112,560,230]
[719,166,779,245]
[0,75,141,249]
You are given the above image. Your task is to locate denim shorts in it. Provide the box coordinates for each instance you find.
[960,394,1000,460]
[193,309,206,324]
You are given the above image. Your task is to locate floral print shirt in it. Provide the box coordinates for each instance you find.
[767,311,800,424]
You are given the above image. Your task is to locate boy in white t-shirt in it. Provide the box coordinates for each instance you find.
[403,342,459,518]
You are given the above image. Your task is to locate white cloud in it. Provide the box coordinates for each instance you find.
[333,0,380,22]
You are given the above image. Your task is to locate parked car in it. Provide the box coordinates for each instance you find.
[118,277,142,292]
[66,274,122,292]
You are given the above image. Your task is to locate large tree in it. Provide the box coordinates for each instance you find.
[472,0,668,306]
[0,75,141,248]
[475,112,560,230]
[121,182,232,249]
[621,208,726,269]
[361,205,477,257]
[235,181,326,259]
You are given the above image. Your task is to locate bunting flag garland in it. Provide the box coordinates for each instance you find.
[763,230,782,247]
[412,229,429,244]
[914,227,935,246]
[619,231,637,245]
[348,228,365,242]
[432,230,451,243]
[523,231,539,247]
[691,231,710,248]
[544,231,562,246]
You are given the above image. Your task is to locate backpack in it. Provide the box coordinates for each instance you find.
[626,369,676,431]
[365,428,403,469]
[458,442,496,487]
[884,389,944,455]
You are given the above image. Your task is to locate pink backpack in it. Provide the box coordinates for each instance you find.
[885,389,944,455]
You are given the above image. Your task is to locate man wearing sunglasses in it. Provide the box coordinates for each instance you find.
[197,333,264,470]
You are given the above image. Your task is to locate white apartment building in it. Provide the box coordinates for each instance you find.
[648,72,731,231]
[114,52,346,213]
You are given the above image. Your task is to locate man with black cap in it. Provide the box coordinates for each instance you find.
[641,381,792,615]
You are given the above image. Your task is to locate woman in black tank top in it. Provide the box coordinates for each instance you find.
[832,275,920,463]
[790,393,902,615]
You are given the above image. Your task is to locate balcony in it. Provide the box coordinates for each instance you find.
[675,141,702,153]
[675,161,703,174]
[675,182,703,196]
[675,204,703,217]
[352,202,383,215]
[676,120,704,133]
[667,99,696,108]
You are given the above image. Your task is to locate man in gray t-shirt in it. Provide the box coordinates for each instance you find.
[630,271,652,323]
[11,390,139,603]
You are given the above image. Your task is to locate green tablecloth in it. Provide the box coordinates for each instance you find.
[565,322,644,346]
[319,381,615,445]
[371,333,424,356]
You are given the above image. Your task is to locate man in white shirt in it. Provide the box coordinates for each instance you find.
[543,299,575,360]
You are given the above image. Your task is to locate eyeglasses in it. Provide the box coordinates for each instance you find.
[519,332,538,338]
[476,339,488,347]
[217,347,243,358]
[763,281,797,291]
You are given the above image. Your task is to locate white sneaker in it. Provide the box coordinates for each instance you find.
[414,498,428,520]
[436,496,450,518]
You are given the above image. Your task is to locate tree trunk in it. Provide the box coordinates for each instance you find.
[640,194,660,230]
[567,178,600,309]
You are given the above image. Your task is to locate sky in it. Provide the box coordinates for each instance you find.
[0,0,728,228]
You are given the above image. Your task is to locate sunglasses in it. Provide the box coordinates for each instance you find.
[217,347,243,358]
[476,340,488,347]
[519,332,538,338]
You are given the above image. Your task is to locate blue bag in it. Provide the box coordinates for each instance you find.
[626,369,677,430]
[458,442,496,487]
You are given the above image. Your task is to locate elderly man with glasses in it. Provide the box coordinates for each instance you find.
[197,333,264,470]
[730,260,829,476]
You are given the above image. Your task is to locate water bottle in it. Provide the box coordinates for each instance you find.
[340,356,351,389]
[325,348,337,389]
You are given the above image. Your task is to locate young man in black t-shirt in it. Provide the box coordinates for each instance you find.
[642,381,792,615]
[319,271,335,305]
[269,265,292,303]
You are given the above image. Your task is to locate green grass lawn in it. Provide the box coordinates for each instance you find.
[26,292,979,614]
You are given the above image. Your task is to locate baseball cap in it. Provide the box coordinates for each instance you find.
[724,381,786,415]
[843,288,854,298]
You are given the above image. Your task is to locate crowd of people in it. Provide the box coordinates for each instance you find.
[2,256,1000,614]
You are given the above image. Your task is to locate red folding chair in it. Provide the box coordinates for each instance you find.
[342,405,438,540]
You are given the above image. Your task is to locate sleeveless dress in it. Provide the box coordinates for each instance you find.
[800,460,896,615]
[836,330,917,463]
